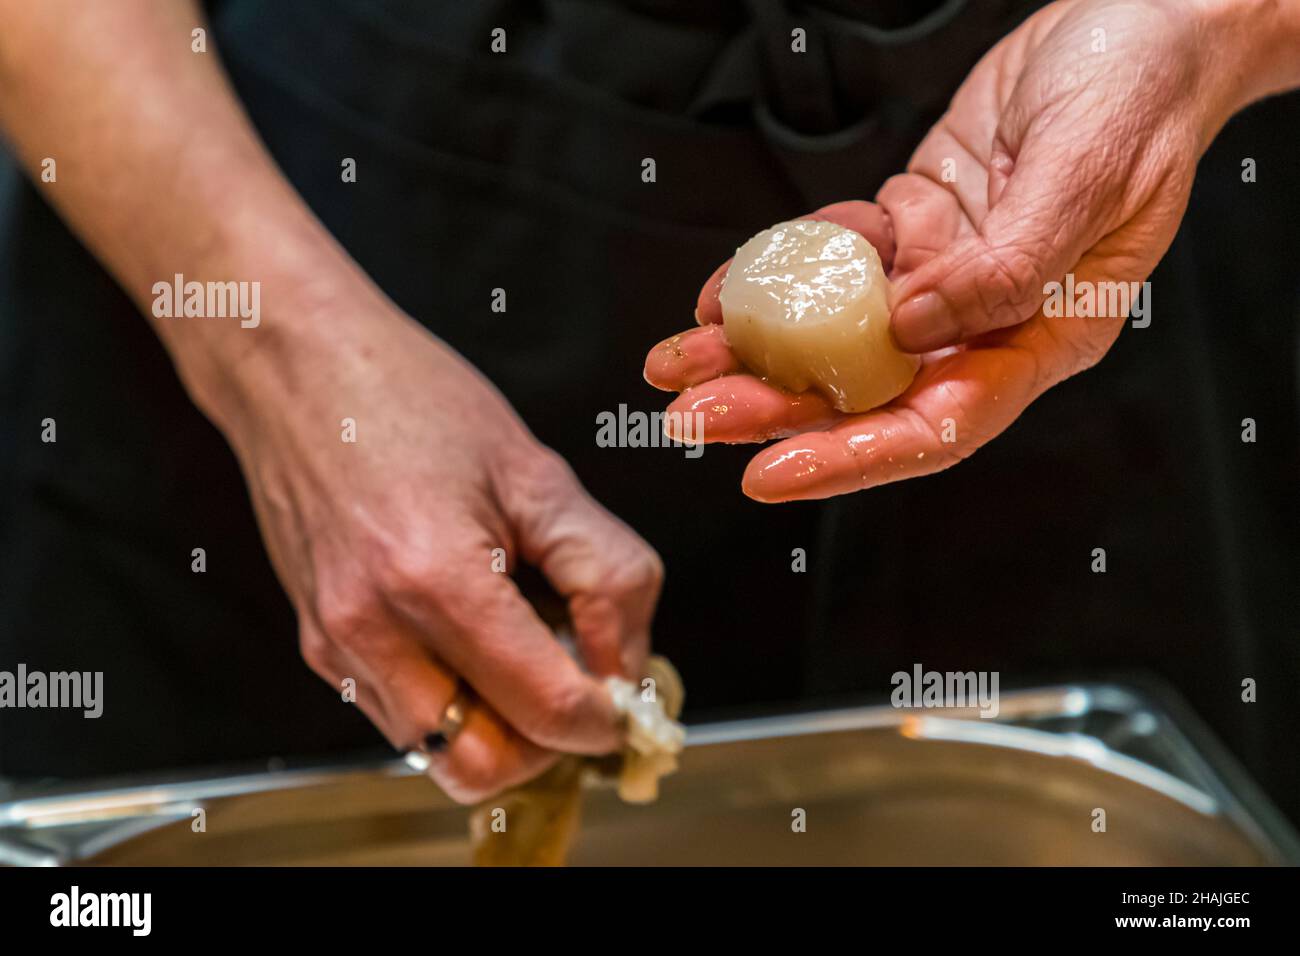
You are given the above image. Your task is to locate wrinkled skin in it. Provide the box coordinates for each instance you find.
[0,0,665,808]
[229,308,662,804]
[646,0,1231,502]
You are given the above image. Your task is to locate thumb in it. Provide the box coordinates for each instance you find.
[890,99,1118,352]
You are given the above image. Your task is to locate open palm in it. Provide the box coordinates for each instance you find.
[645,0,1215,501]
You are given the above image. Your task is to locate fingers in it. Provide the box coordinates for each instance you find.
[739,346,1036,501]
[364,520,623,756]
[376,647,560,803]
[694,200,897,326]
[807,200,896,268]
[876,173,969,279]
[742,254,1127,502]
[548,509,660,680]
[644,320,839,447]
[887,116,1117,353]
[665,374,839,443]
[409,572,623,755]
[694,260,729,326]
[298,618,557,804]
[644,325,742,391]
[429,700,562,805]
[498,452,662,681]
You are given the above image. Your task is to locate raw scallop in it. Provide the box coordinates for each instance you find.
[719,219,920,413]
[469,655,685,866]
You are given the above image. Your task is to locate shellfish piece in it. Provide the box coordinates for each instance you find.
[469,655,686,865]
[719,219,920,413]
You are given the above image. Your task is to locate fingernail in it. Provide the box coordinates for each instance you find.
[741,446,823,502]
[662,413,681,441]
[892,291,959,352]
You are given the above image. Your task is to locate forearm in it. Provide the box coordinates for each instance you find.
[0,0,386,434]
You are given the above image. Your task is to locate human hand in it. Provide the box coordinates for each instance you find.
[646,0,1281,501]
[220,300,662,803]
[0,0,672,804]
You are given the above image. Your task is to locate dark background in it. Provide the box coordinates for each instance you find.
[1,0,1296,826]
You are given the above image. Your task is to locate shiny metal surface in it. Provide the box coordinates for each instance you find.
[1,684,1294,865]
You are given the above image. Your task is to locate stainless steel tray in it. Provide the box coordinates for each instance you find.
[2,684,1295,865]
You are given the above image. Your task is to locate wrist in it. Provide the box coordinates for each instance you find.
[164,246,400,444]
[1190,0,1300,135]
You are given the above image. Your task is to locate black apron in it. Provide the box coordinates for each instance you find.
[2,0,1297,823]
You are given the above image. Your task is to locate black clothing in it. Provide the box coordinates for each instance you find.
[2,1,1297,823]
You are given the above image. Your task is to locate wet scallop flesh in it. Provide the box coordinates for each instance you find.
[719,219,919,413]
